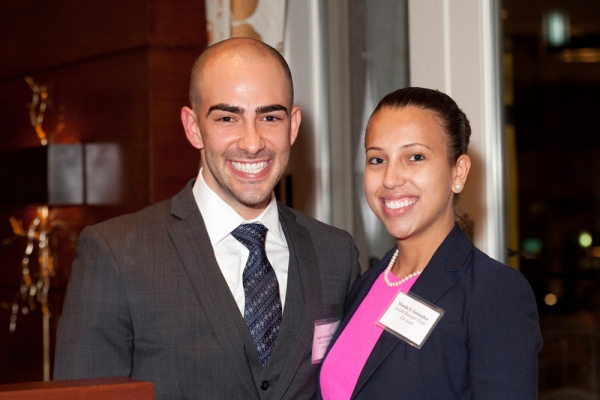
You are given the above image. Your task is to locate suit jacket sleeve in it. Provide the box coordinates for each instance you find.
[54,225,134,379]
[468,265,542,399]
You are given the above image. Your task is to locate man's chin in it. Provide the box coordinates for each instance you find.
[214,175,279,213]
[237,194,272,208]
[227,187,273,208]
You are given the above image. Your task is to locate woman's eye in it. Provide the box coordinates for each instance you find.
[368,157,385,165]
[409,154,425,161]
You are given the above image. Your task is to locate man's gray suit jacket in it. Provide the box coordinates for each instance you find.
[54,179,360,399]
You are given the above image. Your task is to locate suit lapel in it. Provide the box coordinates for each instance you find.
[351,224,473,399]
[269,204,323,399]
[167,182,259,400]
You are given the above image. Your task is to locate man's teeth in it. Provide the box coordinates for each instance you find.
[231,161,268,173]
[384,198,416,210]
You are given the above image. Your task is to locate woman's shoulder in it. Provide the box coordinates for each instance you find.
[461,247,536,307]
[469,247,526,281]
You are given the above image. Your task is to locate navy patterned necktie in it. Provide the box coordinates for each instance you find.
[231,223,282,365]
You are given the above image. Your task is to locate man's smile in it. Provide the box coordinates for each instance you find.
[230,160,269,174]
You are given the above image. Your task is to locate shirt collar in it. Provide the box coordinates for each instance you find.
[192,169,286,246]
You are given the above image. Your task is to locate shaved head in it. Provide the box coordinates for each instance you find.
[180,37,301,219]
[189,38,294,111]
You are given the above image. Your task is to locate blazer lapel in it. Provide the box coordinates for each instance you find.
[269,204,323,399]
[351,224,473,399]
[328,249,391,357]
[167,182,259,400]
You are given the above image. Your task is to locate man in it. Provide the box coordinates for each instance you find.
[54,38,360,399]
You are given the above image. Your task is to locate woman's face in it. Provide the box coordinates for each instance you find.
[364,106,468,242]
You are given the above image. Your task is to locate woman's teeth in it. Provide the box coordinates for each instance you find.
[384,198,416,210]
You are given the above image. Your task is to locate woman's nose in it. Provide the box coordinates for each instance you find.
[383,162,406,189]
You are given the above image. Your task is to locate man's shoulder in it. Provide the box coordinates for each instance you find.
[280,205,358,256]
[284,205,349,237]
[91,180,195,236]
[91,197,174,236]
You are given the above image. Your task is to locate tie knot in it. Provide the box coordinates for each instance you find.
[231,223,268,251]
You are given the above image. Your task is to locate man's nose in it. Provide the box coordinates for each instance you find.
[238,122,265,155]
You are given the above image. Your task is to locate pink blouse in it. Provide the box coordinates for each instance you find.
[320,270,419,400]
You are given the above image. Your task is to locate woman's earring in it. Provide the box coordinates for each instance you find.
[455,184,461,191]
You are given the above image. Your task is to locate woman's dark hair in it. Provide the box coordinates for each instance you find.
[370,87,471,164]
[369,87,474,240]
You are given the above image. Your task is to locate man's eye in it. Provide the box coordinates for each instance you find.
[219,116,234,122]
[368,157,385,165]
[264,115,279,122]
[409,154,425,161]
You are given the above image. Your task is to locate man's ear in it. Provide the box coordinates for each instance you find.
[181,106,204,149]
[289,105,301,146]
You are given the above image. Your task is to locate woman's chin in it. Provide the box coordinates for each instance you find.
[383,223,415,241]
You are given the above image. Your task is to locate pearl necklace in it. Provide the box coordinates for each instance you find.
[384,249,423,287]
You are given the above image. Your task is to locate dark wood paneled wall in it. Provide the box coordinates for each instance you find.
[0,0,206,383]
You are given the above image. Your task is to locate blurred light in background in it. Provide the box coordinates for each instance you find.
[544,293,558,306]
[578,231,593,248]
[522,237,543,255]
[588,246,600,258]
[543,10,570,47]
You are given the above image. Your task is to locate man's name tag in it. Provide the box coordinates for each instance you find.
[311,318,341,364]
[377,290,444,349]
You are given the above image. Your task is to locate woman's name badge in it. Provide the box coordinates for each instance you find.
[377,290,444,349]
[311,318,341,364]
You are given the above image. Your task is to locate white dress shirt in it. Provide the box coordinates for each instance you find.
[192,169,289,314]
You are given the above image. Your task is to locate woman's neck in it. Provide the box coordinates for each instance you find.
[391,221,455,277]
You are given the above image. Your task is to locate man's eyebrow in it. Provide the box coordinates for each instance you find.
[206,104,244,117]
[256,104,288,115]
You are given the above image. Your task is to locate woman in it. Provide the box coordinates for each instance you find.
[319,87,542,399]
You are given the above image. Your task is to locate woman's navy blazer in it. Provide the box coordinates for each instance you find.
[319,224,542,400]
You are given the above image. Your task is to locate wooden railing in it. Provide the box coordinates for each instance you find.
[0,377,154,399]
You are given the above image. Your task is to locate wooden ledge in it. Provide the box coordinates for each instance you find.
[0,377,154,399]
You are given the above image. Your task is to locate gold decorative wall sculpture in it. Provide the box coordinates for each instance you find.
[25,76,49,146]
